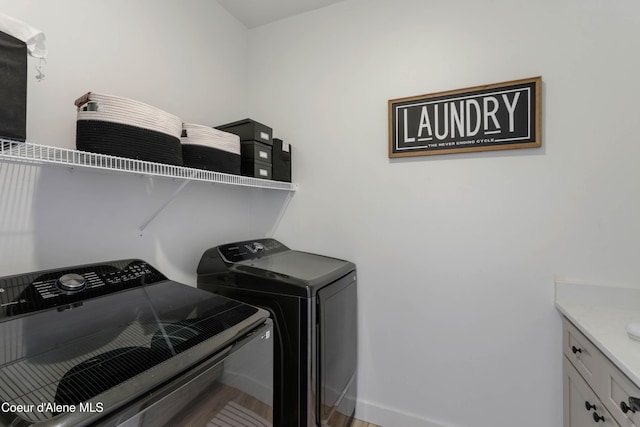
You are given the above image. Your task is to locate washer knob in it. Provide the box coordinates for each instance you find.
[246,242,265,254]
[57,273,87,292]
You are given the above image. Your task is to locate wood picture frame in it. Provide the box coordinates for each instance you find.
[388,76,542,158]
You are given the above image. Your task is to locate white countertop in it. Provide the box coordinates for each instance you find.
[556,280,640,387]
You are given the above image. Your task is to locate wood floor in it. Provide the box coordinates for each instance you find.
[352,419,382,427]
[200,381,382,426]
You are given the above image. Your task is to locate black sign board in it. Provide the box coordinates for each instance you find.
[388,77,541,157]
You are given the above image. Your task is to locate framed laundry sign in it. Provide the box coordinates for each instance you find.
[388,76,541,158]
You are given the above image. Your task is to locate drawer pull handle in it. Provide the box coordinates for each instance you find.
[621,400,636,414]
[629,396,640,412]
[571,345,582,354]
[585,401,597,411]
[593,412,605,423]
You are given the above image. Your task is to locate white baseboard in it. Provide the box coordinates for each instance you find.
[355,399,453,427]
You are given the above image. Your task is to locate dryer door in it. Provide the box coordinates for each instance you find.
[317,271,358,426]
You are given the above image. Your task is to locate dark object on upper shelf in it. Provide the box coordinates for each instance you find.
[272,138,291,182]
[215,118,273,146]
[0,31,27,142]
[241,158,272,179]
[239,139,272,179]
[241,140,272,163]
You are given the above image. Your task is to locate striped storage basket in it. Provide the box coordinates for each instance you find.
[181,123,241,175]
[75,92,183,165]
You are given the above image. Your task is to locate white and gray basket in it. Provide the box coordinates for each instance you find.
[75,92,183,166]
[181,123,240,174]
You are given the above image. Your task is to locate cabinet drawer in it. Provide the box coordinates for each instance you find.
[241,141,272,162]
[563,318,607,389]
[604,362,640,426]
[241,160,272,179]
[564,357,620,426]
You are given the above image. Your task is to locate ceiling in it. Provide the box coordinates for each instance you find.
[216,0,346,29]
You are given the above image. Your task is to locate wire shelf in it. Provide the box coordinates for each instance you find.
[0,140,296,191]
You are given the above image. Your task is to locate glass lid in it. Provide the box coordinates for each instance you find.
[237,250,353,283]
[0,281,265,425]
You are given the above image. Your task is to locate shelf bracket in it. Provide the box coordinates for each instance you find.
[139,178,192,235]
[267,189,296,237]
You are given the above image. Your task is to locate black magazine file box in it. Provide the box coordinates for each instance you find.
[0,31,27,142]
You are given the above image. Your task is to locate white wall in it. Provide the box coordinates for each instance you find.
[0,0,249,147]
[3,1,640,426]
[0,1,292,285]
[247,0,640,426]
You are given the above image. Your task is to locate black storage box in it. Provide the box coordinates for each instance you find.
[240,140,272,163]
[241,159,272,180]
[216,119,273,146]
[272,138,291,182]
[240,140,272,179]
[0,31,27,142]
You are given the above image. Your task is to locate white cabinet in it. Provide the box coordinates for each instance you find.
[564,357,618,426]
[602,359,640,427]
[563,317,640,427]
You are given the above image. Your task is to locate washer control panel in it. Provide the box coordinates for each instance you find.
[0,259,166,319]
[218,238,289,263]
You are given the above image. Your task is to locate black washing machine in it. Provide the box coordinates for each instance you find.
[197,238,358,427]
[0,259,273,427]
